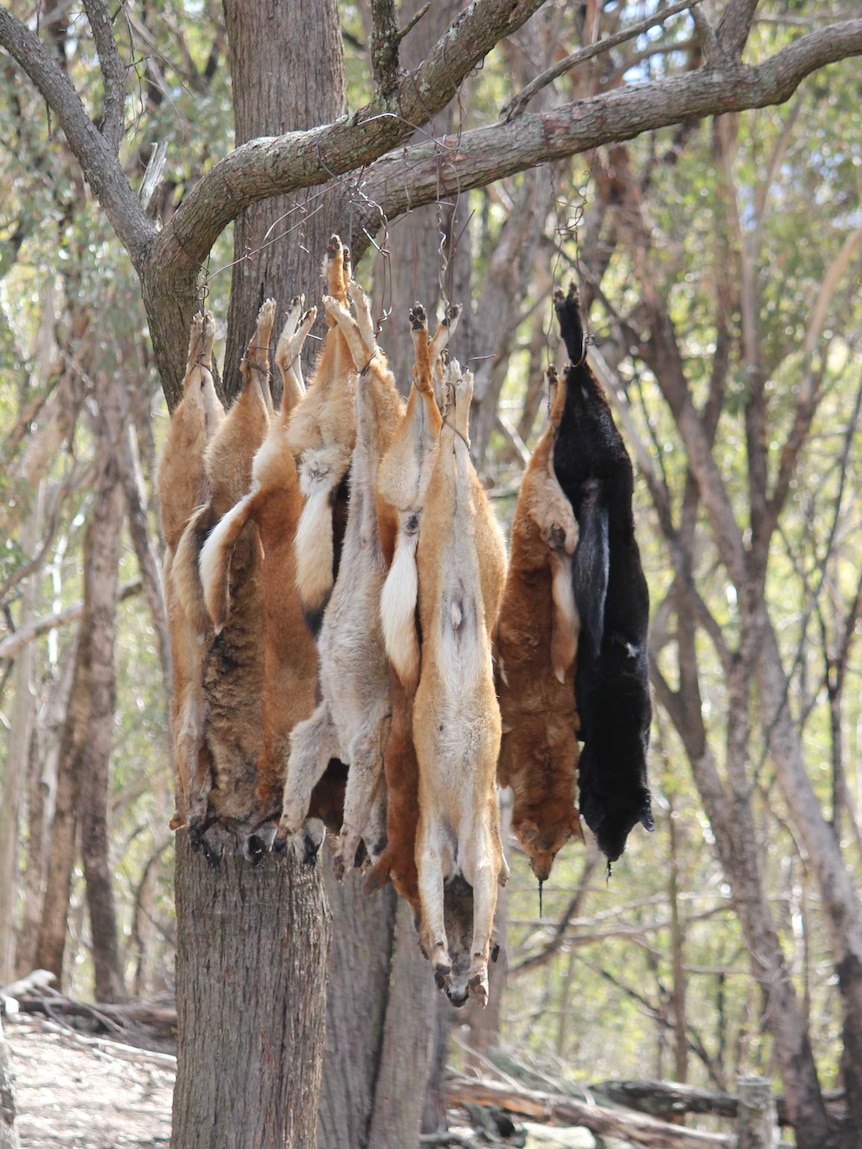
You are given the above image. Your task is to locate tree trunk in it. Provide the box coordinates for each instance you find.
[369,0,470,395]
[0,488,43,983]
[34,607,91,983]
[172,832,329,1149]
[756,611,862,1141]
[222,0,346,397]
[79,374,127,1004]
[15,634,75,977]
[318,860,435,1149]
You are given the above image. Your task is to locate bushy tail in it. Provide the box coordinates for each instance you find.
[549,551,578,683]
[198,492,255,633]
[172,503,214,638]
[380,521,421,692]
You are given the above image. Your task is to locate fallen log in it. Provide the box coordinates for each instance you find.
[446,1077,734,1148]
[591,1078,846,1128]
[7,995,176,1037]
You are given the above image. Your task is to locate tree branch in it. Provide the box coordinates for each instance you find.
[370,0,430,99]
[716,0,759,60]
[0,580,142,662]
[501,0,702,121]
[0,6,154,264]
[82,0,125,154]
[356,19,862,246]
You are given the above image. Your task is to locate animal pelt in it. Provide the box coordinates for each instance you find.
[413,361,508,1008]
[286,235,356,632]
[156,312,225,831]
[364,303,459,921]
[157,312,226,555]
[552,282,653,865]
[193,300,276,837]
[495,365,583,883]
[280,281,405,876]
[198,299,320,838]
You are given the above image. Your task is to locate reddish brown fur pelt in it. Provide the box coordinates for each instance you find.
[196,301,275,830]
[364,670,421,923]
[495,370,582,881]
[156,313,224,831]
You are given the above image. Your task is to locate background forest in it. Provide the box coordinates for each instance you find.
[1,1,862,1146]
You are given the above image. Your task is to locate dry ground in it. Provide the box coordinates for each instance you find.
[4,1013,174,1148]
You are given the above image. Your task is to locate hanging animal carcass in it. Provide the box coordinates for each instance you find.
[280,280,404,876]
[365,301,460,922]
[552,282,653,865]
[495,364,583,884]
[412,360,508,1007]
[156,312,225,833]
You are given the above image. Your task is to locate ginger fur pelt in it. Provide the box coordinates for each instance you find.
[495,364,583,883]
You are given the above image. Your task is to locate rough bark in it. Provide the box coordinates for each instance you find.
[222,0,347,397]
[79,374,127,1004]
[172,832,329,1149]
[318,860,435,1149]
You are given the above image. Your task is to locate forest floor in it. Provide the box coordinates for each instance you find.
[3,1010,605,1148]
[4,1013,174,1148]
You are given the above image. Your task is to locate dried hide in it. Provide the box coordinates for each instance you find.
[286,235,356,633]
[413,362,508,1008]
[495,365,583,883]
[365,303,459,922]
[198,299,321,848]
[190,300,275,842]
[280,282,404,876]
[156,313,225,831]
[552,283,653,865]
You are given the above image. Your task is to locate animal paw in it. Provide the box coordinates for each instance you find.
[468,967,489,1008]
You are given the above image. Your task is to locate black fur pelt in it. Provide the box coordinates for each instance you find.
[552,282,653,864]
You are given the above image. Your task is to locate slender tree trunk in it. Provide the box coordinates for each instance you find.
[79,374,127,1004]
[116,384,171,684]
[15,634,76,976]
[0,489,43,983]
[34,613,90,983]
[756,611,862,1141]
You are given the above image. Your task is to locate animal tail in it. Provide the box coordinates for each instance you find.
[572,479,608,661]
[380,519,421,692]
[172,503,215,637]
[295,481,336,619]
[198,492,255,633]
[549,551,578,683]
